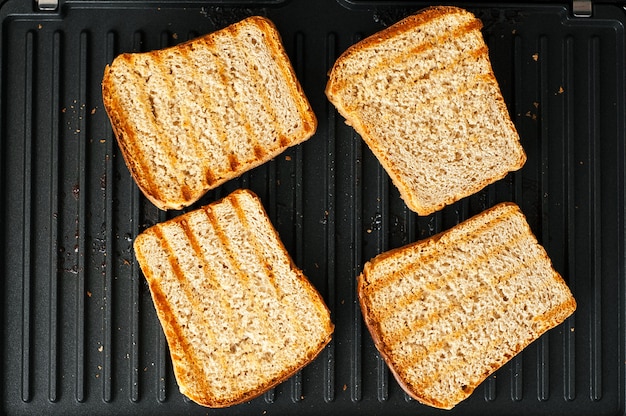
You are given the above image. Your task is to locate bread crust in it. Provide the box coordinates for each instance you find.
[326,6,526,215]
[103,17,317,210]
[357,202,576,409]
[134,189,333,407]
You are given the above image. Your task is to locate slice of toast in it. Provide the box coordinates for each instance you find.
[134,189,333,407]
[357,202,576,409]
[103,16,317,210]
[326,6,526,215]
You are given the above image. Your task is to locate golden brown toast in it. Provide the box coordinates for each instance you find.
[358,202,576,409]
[326,7,526,215]
[103,17,317,210]
[134,189,333,407]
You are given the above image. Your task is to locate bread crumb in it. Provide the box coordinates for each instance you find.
[557,86,565,94]
[285,155,292,161]
[38,24,43,30]
[87,291,92,297]
[532,53,539,62]
[98,345,103,352]
[533,102,539,109]
[524,111,537,121]
[342,384,347,391]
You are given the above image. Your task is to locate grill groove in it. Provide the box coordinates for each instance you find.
[102,29,116,405]
[1,2,624,415]
[48,29,61,404]
[21,29,34,405]
[563,33,577,403]
[588,34,602,402]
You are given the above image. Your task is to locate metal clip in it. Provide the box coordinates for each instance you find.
[37,0,58,11]
[573,0,592,17]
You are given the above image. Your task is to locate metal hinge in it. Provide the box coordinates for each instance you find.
[37,0,58,11]
[573,0,592,17]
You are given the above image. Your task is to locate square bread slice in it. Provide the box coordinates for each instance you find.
[134,189,333,407]
[103,16,317,210]
[326,6,526,215]
[357,202,576,409]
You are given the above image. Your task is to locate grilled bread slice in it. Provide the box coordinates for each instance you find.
[134,189,333,407]
[326,6,526,215]
[358,202,576,409]
[103,16,317,210]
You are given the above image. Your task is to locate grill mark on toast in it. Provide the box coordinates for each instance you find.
[258,19,316,140]
[278,134,290,147]
[347,45,490,114]
[164,47,219,191]
[205,169,217,187]
[204,203,277,374]
[214,198,282,347]
[149,226,213,397]
[108,57,173,205]
[151,52,200,193]
[212,32,258,172]
[139,54,196,202]
[231,24,283,153]
[374,231,535,325]
[232,20,310,151]
[390,19,482,69]
[229,195,280,292]
[228,153,240,171]
[178,217,234,381]
[183,37,232,186]
[192,36,244,180]
[253,144,267,160]
[143,275,206,396]
[383,249,543,350]
[202,207,264,379]
[363,213,516,295]
[229,194,305,343]
[403,271,575,399]
[107,107,159,203]
[334,19,482,97]
[390,263,557,372]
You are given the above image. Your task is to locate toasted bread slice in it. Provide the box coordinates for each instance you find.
[326,6,526,215]
[103,17,317,210]
[134,189,333,407]
[358,202,576,409]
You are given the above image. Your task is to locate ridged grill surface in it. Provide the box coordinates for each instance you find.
[1,1,624,415]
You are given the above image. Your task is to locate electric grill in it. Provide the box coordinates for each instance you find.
[1,0,624,414]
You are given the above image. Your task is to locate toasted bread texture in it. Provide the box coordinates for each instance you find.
[134,189,333,407]
[358,202,576,409]
[103,16,317,210]
[326,6,526,215]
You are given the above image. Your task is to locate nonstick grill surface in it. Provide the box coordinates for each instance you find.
[1,1,625,415]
